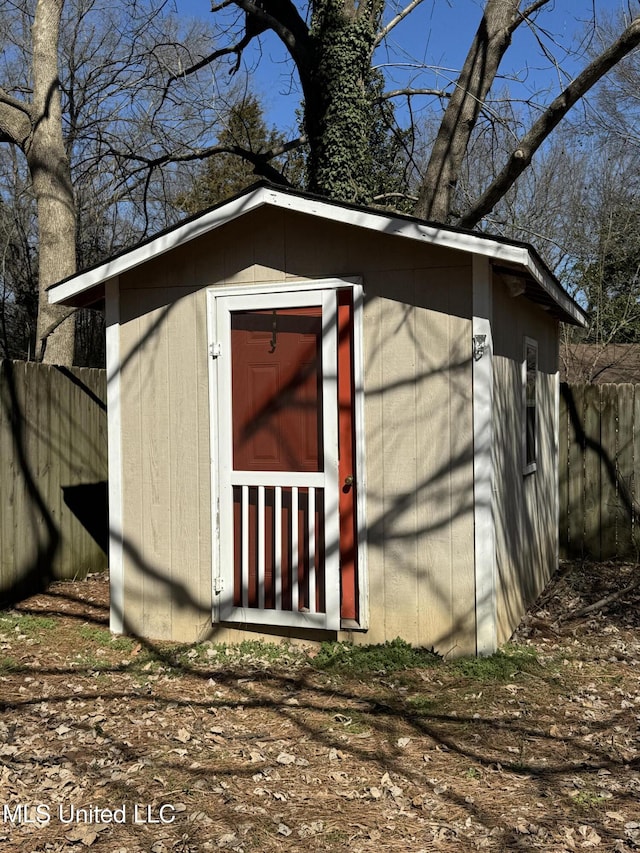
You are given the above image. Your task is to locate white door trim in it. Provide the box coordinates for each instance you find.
[212,288,341,629]
[206,278,367,631]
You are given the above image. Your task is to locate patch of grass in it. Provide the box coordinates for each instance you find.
[406,695,441,715]
[167,639,306,670]
[235,639,301,665]
[326,710,373,735]
[0,613,56,634]
[449,645,540,681]
[323,829,349,844]
[78,625,113,644]
[572,790,609,811]
[73,651,111,671]
[0,655,22,674]
[77,625,139,655]
[313,638,442,674]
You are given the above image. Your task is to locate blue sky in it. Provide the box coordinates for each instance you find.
[173,0,637,132]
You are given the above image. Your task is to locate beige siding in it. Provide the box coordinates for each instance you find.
[117,207,475,649]
[492,273,559,644]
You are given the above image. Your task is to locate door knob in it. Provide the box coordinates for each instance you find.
[344,475,354,487]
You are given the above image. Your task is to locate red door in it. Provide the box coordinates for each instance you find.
[214,288,358,629]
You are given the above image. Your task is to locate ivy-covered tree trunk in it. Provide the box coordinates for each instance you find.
[304,0,382,205]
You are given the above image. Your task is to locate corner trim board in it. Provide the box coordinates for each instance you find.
[105,277,124,634]
[472,256,497,655]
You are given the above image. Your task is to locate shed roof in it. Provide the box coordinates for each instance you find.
[48,182,587,326]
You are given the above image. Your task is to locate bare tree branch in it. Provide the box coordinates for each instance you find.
[111,137,303,187]
[373,0,425,49]
[508,0,554,36]
[413,0,523,222]
[458,16,640,229]
[373,191,418,202]
[378,87,449,101]
[0,90,32,145]
[37,306,76,362]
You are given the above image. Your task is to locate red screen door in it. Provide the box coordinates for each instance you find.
[213,288,356,630]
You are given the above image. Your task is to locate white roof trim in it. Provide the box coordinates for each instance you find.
[48,185,586,325]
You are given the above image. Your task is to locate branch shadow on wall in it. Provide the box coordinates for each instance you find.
[3,326,635,849]
[560,382,639,561]
[0,359,108,606]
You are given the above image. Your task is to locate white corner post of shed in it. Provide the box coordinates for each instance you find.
[105,277,124,635]
[554,342,560,573]
[472,255,497,655]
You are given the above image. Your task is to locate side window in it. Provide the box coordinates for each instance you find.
[523,337,537,474]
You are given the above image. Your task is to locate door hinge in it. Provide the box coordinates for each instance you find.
[209,342,222,359]
[213,576,224,594]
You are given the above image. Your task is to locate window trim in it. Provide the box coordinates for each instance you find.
[522,336,538,475]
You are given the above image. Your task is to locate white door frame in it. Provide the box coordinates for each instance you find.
[206,278,368,631]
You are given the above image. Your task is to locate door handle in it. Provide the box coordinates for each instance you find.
[344,475,354,487]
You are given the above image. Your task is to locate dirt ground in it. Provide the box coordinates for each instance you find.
[1,561,640,852]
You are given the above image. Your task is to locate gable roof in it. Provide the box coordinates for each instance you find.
[48,182,587,326]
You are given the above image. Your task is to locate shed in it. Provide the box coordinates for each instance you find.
[49,183,587,655]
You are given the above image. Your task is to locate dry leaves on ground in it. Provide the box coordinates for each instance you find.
[0,562,639,851]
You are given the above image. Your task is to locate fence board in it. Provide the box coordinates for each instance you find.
[0,360,108,601]
[599,385,618,558]
[558,382,570,557]
[583,385,602,559]
[560,381,640,561]
[565,384,586,558]
[616,384,635,558]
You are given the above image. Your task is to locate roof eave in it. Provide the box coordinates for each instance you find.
[48,184,587,327]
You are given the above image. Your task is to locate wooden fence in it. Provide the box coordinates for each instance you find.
[560,382,640,560]
[0,360,108,601]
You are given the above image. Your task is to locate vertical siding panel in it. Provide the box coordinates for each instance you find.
[139,307,172,639]
[361,294,385,643]
[120,308,147,636]
[195,291,212,635]
[583,385,602,559]
[425,313,457,652]
[379,284,418,643]
[415,303,439,648]
[169,294,202,638]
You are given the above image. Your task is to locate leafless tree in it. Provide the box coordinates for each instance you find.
[0,0,240,365]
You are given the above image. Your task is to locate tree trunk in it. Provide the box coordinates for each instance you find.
[28,0,76,366]
[413,0,520,222]
[304,0,382,204]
